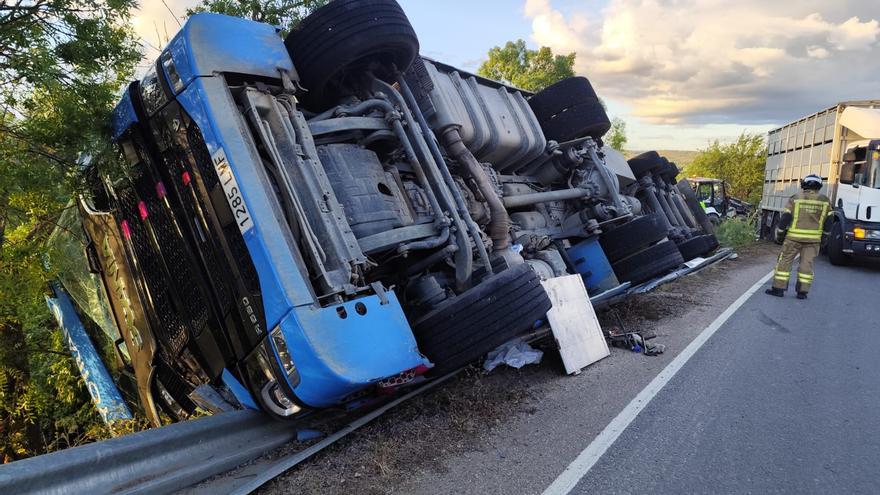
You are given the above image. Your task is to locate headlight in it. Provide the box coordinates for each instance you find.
[270,326,300,387]
[261,381,300,417]
[244,341,301,418]
[853,227,880,240]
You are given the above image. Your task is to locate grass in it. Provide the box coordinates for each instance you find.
[715,218,757,248]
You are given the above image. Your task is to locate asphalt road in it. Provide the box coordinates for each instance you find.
[566,256,880,494]
[397,246,781,495]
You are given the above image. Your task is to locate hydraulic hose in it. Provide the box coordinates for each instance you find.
[374,79,473,289]
[441,128,510,250]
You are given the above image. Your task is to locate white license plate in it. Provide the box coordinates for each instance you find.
[212,148,254,234]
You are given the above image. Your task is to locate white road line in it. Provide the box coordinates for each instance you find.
[542,269,774,495]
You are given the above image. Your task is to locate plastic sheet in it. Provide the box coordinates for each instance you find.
[483,338,543,372]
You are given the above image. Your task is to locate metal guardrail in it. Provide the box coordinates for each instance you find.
[0,410,296,495]
[0,371,460,495]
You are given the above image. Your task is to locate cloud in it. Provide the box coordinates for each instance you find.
[524,0,880,125]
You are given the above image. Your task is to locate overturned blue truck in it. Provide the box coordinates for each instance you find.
[59,0,717,425]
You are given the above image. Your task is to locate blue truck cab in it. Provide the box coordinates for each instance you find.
[81,0,571,422]
[86,13,430,420]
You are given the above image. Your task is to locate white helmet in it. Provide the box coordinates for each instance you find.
[801,174,822,190]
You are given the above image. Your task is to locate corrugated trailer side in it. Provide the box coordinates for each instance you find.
[760,100,880,242]
[762,104,839,213]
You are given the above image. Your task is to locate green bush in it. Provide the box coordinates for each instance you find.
[715,218,756,248]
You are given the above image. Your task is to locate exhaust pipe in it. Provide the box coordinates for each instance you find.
[441,128,510,250]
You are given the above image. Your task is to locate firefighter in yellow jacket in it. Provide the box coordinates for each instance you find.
[766,174,831,299]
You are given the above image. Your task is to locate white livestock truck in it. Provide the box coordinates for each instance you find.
[760,101,880,264]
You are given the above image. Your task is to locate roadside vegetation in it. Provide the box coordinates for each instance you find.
[0,0,329,462]
[715,218,757,248]
[0,0,140,461]
[683,133,766,205]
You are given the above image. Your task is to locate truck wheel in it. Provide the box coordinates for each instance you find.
[659,161,680,182]
[535,98,611,142]
[827,221,849,266]
[599,213,668,262]
[628,152,665,177]
[676,234,719,261]
[611,240,685,285]
[412,263,552,375]
[676,179,715,235]
[284,0,419,110]
[528,77,599,123]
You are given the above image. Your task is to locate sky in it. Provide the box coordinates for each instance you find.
[132,0,880,150]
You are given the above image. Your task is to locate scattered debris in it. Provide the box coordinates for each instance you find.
[542,275,610,374]
[484,339,543,372]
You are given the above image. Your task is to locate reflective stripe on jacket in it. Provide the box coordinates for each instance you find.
[783,191,831,242]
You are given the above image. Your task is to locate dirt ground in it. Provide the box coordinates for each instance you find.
[257,242,778,495]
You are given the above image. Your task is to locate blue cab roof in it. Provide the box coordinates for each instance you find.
[111,13,295,139]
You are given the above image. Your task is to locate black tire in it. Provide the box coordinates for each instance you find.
[599,214,669,262]
[628,151,665,177]
[412,263,552,375]
[536,98,611,142]
[528,77,599,123]
[284,0,419,110]
[612,240,685,284]
[659,160,680,182]
[676,234,719,261]
[676,179,715,235]
[827,221,849,266]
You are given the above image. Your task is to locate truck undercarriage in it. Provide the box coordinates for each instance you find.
[67,1,719,423]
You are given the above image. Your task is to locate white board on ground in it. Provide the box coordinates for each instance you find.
[542,275,610,375]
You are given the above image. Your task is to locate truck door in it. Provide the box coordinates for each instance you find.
[857,146,880,222]
[837,146,866,218]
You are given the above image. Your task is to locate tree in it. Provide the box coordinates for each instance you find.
[606,118,627,152]
[477,39,575,92]
[684,133,766,204]
[186,0,328,35]
[0,1,140,460]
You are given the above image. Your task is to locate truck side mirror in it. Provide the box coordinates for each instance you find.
[840,162,855,184]
[843,150,857,162]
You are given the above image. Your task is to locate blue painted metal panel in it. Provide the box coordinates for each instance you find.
[125,14,426,409]
[110,89,138,141]
[221,369,258,410]
[163,13,294,95]
[176,69,427,409]
[46,285,133,424]
[568,236,620,294]
[176,78,307,328]
[279,291,430,407]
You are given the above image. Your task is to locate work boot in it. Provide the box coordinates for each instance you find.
[797,292,808,300]
[765,288,785,297]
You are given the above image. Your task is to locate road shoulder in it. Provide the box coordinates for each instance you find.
[261,244,778,495]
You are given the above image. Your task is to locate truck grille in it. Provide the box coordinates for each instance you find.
[132,175,211,336]
[116,186,189,359]
[186,123,263,304]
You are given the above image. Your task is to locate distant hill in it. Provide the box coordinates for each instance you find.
[622,150,700,168]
